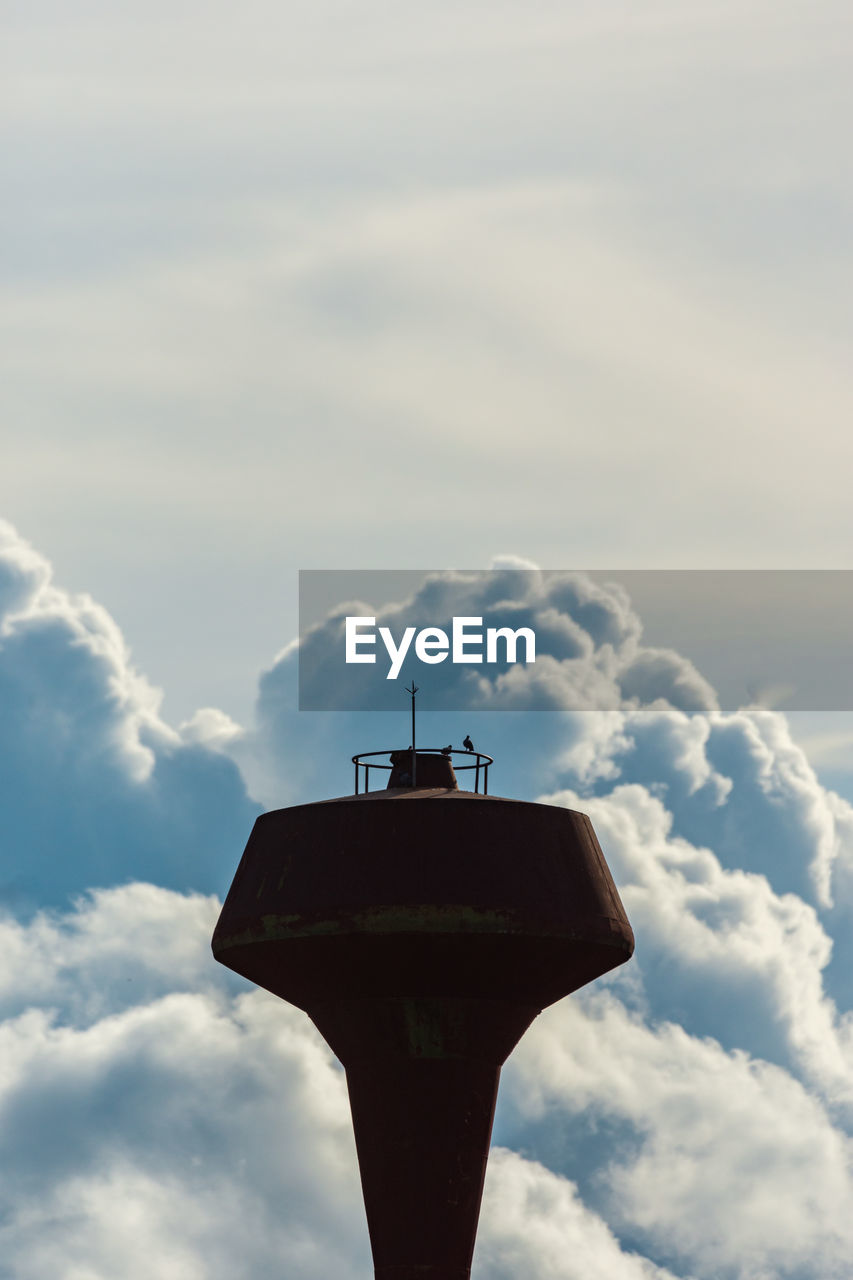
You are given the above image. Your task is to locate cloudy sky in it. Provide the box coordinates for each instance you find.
[4,1,853,1276]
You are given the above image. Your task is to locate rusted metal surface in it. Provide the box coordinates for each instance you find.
[213,778,634,1280]
[387,750,458,790]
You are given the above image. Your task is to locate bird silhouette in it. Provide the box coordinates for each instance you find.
[441,744,453,755]
[463,734,474,752]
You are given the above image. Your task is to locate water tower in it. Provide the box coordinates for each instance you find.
[212,728,633,1280]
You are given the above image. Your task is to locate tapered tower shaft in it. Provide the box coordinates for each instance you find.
[312,996,537,1279]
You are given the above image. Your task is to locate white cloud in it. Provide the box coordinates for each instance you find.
[0,521,260,907]
[479,1149,680,1280]
[506,994,853,1280]
[591,704,853,925]
[7,876,846,1280]
[178,706,245,752]
[0,885,369,1280]
[0,883,223,1022]
[542,782,853,1106]
[4,538,853,1277]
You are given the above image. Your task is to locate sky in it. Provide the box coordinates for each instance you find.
[4,1,853,1277]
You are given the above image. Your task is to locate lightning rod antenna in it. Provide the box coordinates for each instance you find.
[405,681,419,787]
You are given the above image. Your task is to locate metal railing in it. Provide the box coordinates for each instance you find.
[352,747,493,796]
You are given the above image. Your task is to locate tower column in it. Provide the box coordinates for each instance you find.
[311,998,539,1280]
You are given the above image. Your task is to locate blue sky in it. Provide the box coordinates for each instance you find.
[4,2,853,1276]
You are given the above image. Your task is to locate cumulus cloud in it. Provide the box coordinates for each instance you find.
[480,1149,680,1280]
[0,886,369,1280]
[504,993,853,1280]
[5,535,853,1279]
[4,881,852,1280]
[0,520,260,908]
[561,703,853,1011]
[541,783,853,1108]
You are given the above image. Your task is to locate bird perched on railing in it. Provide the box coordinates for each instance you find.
[463,734,474,752]
[441,744,453,755]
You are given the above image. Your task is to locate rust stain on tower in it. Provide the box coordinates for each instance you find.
[212,745,634,1280]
